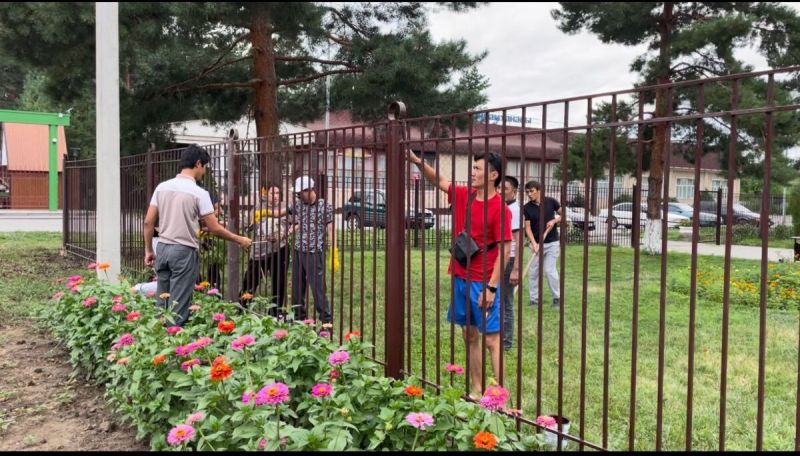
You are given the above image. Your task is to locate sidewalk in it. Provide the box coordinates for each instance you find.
[666,240,795,262]
[0,210,62,232]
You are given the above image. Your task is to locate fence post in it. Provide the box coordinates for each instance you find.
[413,176,420,248]
[385,101,406,379]
[716,187,723,245]
[632,184,638,247]
[62,154,69,248]
[782,187,787,225]
[145,143,155,201]
[225,129,241,301]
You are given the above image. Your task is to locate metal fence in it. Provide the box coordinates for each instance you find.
[63,66,800,451]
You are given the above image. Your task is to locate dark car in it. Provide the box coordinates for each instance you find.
[698,200,774,227]
[343,190,434,230]
[667,203,717,227]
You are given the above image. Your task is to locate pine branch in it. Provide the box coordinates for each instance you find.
[278,68,361,87]
[274,55,356,67]
[324,31,352,47]
[172,79,262,93]
[163,33,251,93]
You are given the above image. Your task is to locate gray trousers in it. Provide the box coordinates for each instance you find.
[292,250,332,324]
[528,241,561,303]
[500,256,516,351]
[155,243,199,326]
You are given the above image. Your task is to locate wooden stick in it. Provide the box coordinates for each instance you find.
[521,224,553,281]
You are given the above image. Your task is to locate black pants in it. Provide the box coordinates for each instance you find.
[241,246,289,316]
[292,250,332,324]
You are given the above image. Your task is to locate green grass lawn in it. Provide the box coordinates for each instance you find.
[2,232,798,451]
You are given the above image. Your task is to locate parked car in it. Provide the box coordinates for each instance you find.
[667,203,718,227]
[697,200,774,227]
[563,206,596,231]
[343,190,434,230]
[597,202,687,229]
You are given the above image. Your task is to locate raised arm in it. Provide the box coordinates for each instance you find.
[406,150,450,193]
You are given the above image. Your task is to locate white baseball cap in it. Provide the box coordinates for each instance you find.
[294,176,315,193]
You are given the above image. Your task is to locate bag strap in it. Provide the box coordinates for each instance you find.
[463,190,497,252]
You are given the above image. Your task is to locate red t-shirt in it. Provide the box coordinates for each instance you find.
[447,184,513,282]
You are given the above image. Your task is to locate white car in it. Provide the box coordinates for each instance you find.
[563,206,596,231]
[597,202,688,229]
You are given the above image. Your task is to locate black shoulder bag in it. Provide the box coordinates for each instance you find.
[450,191,496,268]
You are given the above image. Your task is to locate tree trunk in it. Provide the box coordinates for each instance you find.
[250,13,282,191]
[644,2,674,255]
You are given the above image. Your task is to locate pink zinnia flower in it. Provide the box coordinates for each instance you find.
[185,412,205,425]
[194,336,212,348]
[212,313,226,321]
[405,412,435,430]
[189,304,201,312]
[175,345,189,357]
[111,303,127,312]
[445,363,465,375]
[311,383,333,398]
[87,262,97,270]
[52,291,64,301]
[208,288,220,296]
[258,438,268,450]
[167,326,182,336]
[126,311,140,321]
[318,330,330,338]
[231,335,256,351]
[166,424,196,446]
[328,350,350,366]
[117,333,135,346]
[82,296,97,308]
[479,385,510,411]
[68,275,82,282]
[272,329,288,340]
[242,390,254,405]
[116,357,130,365]
[302,319,315,325]
[112,295,122,304]
[181,358,201,371]
[70,285,80,293]
[535,415,557,429]
[194,284,204,292]
[329,369,339,380]
[255,383,290,406]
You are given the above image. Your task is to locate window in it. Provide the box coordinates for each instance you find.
[677,178,695,200]
[711,179,727,193]
[596,175,624,199]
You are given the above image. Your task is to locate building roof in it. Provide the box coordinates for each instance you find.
[170,117,311,146]
[0,123,66,172]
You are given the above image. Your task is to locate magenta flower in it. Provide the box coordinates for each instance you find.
[302,318,316,325]
[272,329,288,340]
[405,412,435,430]
[231,335,256,351]
[255,383,290,406]
[112,294,122,304]
[535,415,557,429]
[194,336,213,348]
[181,358,201,371]
[87,262,98,270]
[311,383,333,398]
[328,350,350,366]
[126,311,140,321]
[82,296,97,308]
[242,390,254,405]
[111,303,127,313]
[212,313,226,321]
[52,291,64,301]
[185,412,205,425]
[167,326,182,336]
[479,385,510,411]
[445,363,465,375]
[208,288,220,296]
[258,438,268,450]
[175,345,189,357]
[70,285,80,293]
[318,330,330,338]
[68,275,82,282]
[166,424,196,446]
[111,333,135,350]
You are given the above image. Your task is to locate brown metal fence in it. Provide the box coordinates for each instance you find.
[63,66,800,451]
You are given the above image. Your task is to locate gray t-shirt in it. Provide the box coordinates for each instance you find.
[149,175,215,250]
[290,198,333,253]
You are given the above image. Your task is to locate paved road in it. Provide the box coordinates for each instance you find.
[0,210,62,232]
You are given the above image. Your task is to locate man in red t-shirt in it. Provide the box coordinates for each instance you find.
[407,150,512,396]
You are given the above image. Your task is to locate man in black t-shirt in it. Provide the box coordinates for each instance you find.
[523,180,562,309]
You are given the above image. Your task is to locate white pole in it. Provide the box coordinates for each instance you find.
[96,2,121,283]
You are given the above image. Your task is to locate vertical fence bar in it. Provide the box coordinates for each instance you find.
[385,101,406,378]
[719,77,739,451]
[628,94,645,451]
[685,83,705,451]
[602,95,615,449]
[716,187,723,245]
[225,130,241,301]
[579,97,592,450]
[755,73,775,452]
[556,101,569,451]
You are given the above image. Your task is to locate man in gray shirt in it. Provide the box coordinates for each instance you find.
[144,145,252,326]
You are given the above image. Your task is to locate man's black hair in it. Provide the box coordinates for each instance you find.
[179,144,211,170]
[474,152,504,187]
[525,180,541,191]
[500,175,519,189]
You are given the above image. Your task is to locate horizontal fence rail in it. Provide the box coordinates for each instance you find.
[63,66,800,451]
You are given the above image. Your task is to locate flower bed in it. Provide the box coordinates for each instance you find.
[43,267,544,451]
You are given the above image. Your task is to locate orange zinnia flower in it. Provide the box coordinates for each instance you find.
[152,354,168,366]
[344,330,361,341]
[217,320,236,334]
[474,431,497,450]
[241,292,254,300]
[212,355,226,367]
[97,262,111,270]
[404,385,423,397]
[210,362,233,382]
[160,292,171,299]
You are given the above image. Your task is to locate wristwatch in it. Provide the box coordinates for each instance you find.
[486,285,497,293]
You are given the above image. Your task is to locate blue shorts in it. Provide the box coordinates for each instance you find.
[447,277,501,333]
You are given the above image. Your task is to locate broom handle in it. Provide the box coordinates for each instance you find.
[520,224,553,281]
